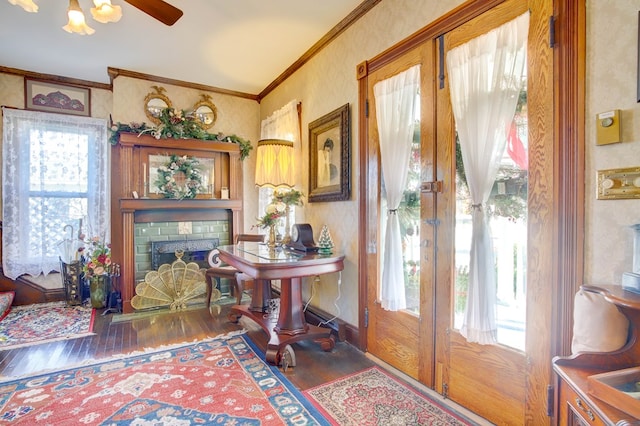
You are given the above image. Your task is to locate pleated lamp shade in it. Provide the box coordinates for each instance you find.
[254,138,295,188]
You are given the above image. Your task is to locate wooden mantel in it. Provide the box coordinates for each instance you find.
[111,133,244,313]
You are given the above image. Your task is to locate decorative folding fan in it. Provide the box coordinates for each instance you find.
[131,250,220,311]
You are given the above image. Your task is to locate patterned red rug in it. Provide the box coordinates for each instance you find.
[0,332,330,425]
[304,366,476,425]
[0,302,95,351]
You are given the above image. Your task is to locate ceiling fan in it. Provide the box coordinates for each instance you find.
[123,0,183,26]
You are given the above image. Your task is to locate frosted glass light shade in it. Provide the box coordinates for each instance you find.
[7,0,38,12]
[91,0,122,23]
[63,0,95,35]
[255,139,295,188]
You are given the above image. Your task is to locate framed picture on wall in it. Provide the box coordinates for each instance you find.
[308,103,351,202]
[25,78,91,117]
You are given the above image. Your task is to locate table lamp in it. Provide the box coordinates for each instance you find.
[255,138,295,244]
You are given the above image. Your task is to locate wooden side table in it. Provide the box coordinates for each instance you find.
[218,243,344,367]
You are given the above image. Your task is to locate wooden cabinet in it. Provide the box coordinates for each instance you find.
[111,133,244,313]
[553,285,640,425]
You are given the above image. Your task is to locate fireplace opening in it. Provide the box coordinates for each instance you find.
[150,238,220,271]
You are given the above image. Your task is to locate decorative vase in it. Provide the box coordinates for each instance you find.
[89,275,109,309]
[267,224,277,249]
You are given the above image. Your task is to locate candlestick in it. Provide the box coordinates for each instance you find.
[142,163,148,198]
[211,167,215,197]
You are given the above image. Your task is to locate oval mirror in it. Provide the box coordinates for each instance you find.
[192,94,218,130]
[144,86,172,125]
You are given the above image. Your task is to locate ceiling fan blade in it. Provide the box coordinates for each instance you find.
[124,0,183,26]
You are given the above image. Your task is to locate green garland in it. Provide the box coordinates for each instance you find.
[272,188,304,206]
[109,107,253,160]
[155,154,203,199]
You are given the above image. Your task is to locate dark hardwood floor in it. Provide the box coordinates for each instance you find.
[0,300,375,391]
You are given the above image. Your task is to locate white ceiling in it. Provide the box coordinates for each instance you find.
[0,0,365,95]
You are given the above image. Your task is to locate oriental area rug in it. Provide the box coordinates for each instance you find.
[304,366,477,426]
[0,302,95,351]
[0,331,330,425]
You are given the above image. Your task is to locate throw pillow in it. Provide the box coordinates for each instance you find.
[571,289,629,354]
[0,291,15,322]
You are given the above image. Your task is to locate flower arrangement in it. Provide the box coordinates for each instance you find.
[79,237,112,277]
[255,201,286,229]
[109,107,253,160]
[155,154,204,199]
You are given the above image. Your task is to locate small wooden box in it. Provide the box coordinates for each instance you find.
[588,366,640,419]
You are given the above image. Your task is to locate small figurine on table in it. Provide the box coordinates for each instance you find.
[317,225,334,254]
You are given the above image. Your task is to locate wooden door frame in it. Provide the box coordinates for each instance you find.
[356,0,584,422]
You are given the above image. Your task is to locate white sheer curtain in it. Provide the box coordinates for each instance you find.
[373,64,420,311]
[2,108,110,279]
[446,13,529,344]
[258,100,300,223]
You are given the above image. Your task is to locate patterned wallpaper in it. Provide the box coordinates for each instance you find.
[585,1,640,285]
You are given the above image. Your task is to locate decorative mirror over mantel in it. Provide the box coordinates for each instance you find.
[144,86,172,125]
[192,94,217,130]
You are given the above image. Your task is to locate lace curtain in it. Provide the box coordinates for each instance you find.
[258,100,300,224]
[2,108,110,279]
[446,13,529,344]
[373,64,421,311]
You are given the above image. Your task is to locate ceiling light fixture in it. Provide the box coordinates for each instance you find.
[90,0,121,23]
[7,0,37,12]
[62,0,95,35]
[7,0,124,35]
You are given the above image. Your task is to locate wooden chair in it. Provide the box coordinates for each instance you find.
[205,234,265,308]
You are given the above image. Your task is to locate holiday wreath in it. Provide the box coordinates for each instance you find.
[154,154,204,199]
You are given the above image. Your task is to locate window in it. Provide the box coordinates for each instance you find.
[2,108,109,279]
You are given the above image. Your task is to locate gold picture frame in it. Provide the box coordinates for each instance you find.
[308,103,350,202]
[25,78,91,117]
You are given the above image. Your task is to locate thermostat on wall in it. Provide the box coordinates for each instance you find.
[596,110,621,145]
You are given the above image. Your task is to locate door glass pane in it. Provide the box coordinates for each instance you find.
[379,91,421,315]
[454,87,528,350]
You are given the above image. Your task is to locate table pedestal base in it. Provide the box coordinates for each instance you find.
[217,246,344,368]
[228,304,335,366]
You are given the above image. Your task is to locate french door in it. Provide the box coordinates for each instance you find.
[363,0,556,424]
[364,43,435,384]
